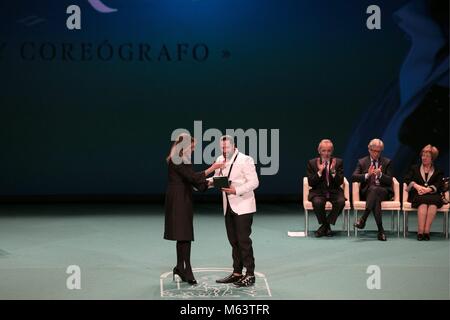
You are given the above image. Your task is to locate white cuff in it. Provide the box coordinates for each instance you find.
[206,177,214,189]
[406,182,415,192]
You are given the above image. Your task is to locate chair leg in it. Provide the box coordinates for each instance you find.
[397,210,400,238]
[443,212,446,236]
[354,210,358,237]
[391,210,394,233]
[347,210,351,237]
[446,212,449,239]
[305,209,309,237]
[403,211,409,238]
[407,211,410,236]
[403,211,406,238]
[444,211,449,239]
[342,210,346,231]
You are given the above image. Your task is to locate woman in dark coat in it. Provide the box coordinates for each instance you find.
[164,133,223,284]
[404,145,444,241]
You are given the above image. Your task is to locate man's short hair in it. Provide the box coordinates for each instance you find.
[220,135,235,146]
[368,138,384,150]
[317,139,334,152]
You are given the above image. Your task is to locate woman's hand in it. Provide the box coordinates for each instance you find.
[205,162,225,176]
[210,162,225,171]
[415,183,432,195]
[418,187,432,195]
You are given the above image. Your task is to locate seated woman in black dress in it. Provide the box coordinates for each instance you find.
[164,133,223,284]
[404,145,444,241]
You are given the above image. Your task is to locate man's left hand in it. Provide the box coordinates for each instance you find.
[330,158,336,170]
[222,187,236,195]
[374,165,383,178]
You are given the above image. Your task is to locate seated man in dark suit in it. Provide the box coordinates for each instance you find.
[307,139,345,237]
[352,138,393,241]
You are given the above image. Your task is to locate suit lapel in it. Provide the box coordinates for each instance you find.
[365,156,371,171]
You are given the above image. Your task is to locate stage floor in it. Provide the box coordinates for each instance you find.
[0,203,449,300]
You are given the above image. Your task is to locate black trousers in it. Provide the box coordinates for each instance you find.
[362,186,389,227]
[311,192,345,226]
[225,205,255,275]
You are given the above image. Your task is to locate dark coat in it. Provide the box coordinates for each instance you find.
[404,164,444,208]
[164,159,208,241]
[351,156,394,199]
[306,157,344,201]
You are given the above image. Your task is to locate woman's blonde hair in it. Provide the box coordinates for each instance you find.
[420,144,439,161]
[166,133,195,163]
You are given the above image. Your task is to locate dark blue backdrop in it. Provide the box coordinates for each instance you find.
[0,0,448,197]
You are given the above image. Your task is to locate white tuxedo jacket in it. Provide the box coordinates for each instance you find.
[212,149,259,215]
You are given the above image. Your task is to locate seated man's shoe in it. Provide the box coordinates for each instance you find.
[326,225,333,237]
[314,230,324,237]
[216,273,243,284]
[234,274,255,287]
[314,224,327,237]
[354,218,366,229]
[377,231,387,241]
[417,233,424,241]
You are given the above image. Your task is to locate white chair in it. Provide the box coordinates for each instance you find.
[402,183,449,239]
[288,177,351,237]
[352,178,401,237]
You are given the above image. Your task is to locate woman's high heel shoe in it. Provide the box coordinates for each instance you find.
[173,267,186,282]
[184,269,198,285]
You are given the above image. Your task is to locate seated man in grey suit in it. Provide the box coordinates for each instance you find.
[352,138,393,241]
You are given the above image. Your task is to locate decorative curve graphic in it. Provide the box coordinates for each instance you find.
[87,0,118,13]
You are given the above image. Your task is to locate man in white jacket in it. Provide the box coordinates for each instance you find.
[212,135,259,287]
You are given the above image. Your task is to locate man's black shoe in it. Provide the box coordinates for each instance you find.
[314,224,327,237]
[234,274,255,287]
[354,218,366,229]
[216,273,243,284]
[377,231,387,241]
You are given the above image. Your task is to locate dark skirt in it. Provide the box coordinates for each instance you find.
[410,193,443,208]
